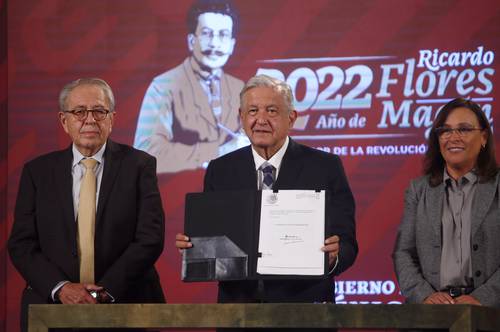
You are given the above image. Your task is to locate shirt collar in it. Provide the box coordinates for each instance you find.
[252,136,289,171]
[72,143,106,168]
[189,56,222,81]
[443,168,478,186]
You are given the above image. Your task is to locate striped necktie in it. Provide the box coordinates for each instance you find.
[260,162,275,190]
[207,75,222,121]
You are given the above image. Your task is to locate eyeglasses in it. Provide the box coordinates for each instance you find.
[197,28,232,43]
[64,107,111,121]
[435,126,483,139]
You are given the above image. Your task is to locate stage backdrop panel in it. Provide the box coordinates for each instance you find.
[5,0,500,330]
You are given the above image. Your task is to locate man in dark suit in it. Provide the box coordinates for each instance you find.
[176,74,357,304]
[8,78,165,332]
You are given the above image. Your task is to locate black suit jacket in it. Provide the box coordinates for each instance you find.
[8,140,165,330]
[204,138,357,303]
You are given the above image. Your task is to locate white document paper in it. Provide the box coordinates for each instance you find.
[257,190,325,275]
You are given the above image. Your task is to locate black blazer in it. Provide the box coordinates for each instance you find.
[8,140,165,330]
[204,138,357,303]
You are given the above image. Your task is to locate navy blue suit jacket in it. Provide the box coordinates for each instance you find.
[204,138,357,303]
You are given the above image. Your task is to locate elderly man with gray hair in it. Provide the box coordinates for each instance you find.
[9,78,165,332]
[176,74,357,308]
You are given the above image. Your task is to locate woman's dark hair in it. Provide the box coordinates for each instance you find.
[424,97,497,186]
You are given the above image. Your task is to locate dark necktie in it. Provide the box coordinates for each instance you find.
[260,162,275,190]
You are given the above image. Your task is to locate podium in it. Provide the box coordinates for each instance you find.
[29,303,500,331]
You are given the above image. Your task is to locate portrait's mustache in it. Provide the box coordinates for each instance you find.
[201,50,226,57]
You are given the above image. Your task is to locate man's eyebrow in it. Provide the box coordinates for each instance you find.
[71,104,105,109]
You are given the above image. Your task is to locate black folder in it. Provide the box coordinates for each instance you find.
[182,190,329,282]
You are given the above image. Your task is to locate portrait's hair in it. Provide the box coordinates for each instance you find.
[187,0,239,37]
[240,75,294,113]
[424,97,497,186]
[59,78,115,112]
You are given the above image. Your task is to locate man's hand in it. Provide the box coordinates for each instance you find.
[175,233,192,253]
[322,235,340,267]
[423,292,455,304]
[454,295,481,305]
[58,283,102,304]
[93,289,113,303]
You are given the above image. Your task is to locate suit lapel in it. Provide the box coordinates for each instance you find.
[96,140,123,224]
[219,73,238,126]
[239,146,258,190]
[274,139,304,189]
[471,176,498,237]
[55,146,76,233]
[427,182,444,238]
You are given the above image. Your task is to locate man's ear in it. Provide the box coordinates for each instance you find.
[59,112,70,134]
[288,110,298,128]
[109,112,115,133]
[227,37,236,55]
[187,34,195,52]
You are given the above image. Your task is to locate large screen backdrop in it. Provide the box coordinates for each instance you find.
[5,0,500,330]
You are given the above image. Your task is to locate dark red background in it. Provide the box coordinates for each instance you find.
[2,0,500,331]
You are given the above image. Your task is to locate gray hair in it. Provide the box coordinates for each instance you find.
[239,74,294,112]
[59,78,115,112]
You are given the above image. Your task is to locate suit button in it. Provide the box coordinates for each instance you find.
[72,251,78,258]
[473,244,478,251]
[475,270,481,277]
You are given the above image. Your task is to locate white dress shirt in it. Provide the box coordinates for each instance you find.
[252,136,289,189]
[71,143,106,219]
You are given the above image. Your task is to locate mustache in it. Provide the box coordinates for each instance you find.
[201,49,227,57]
[80,125,100,133]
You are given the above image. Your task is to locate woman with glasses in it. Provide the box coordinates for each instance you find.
[393,98,500,307]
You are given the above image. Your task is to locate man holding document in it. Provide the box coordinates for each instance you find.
[176,74,357,304]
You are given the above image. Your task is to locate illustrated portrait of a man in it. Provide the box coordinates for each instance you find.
[134,0,247,173]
